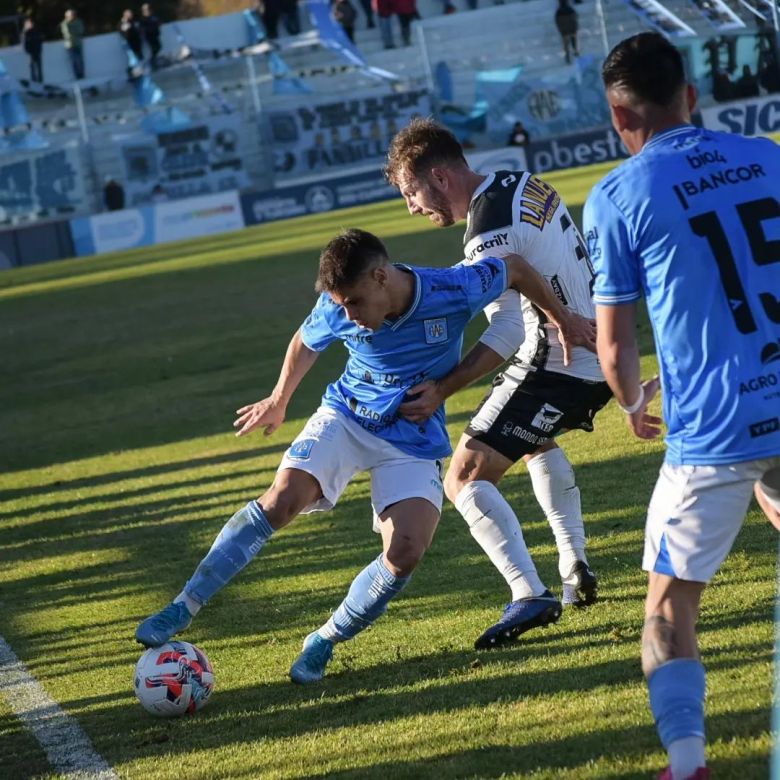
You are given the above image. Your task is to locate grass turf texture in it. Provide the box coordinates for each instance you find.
[0,162,774,779]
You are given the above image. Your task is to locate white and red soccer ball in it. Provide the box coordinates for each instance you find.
[134,641,214,717]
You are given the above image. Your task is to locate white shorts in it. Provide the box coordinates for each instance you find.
[277,406,444,518]
[643,456,780,583]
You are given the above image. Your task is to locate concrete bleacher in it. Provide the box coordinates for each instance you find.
[0,0,765,221]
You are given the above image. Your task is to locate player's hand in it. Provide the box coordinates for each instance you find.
[554,311,597,366]
[399,381,444,424]
[234,397,286,437]
[625,376,662,440]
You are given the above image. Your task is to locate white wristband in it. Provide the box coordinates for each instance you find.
[618,385,645,415]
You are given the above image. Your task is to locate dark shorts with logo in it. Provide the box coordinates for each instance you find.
[465,368,613,462]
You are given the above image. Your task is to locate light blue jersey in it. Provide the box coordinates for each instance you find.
[300,259,508,459]
[584,124,780,465]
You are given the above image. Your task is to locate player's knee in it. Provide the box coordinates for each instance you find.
[444,461,473,502]
[384,535,427,576]
[641,614,677,679]
[257,484,303,529]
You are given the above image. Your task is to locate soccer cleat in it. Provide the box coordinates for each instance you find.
[289,631,334,684]
[135,601,193,648]
[474,590,562,650]
[561,560,598,607]
[657,767,710,780]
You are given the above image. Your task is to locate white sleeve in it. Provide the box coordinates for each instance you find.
[478,288,525,360]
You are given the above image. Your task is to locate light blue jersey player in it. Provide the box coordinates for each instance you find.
[136,228,572,683]
[585,33,780,780]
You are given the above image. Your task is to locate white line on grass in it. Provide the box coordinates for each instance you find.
[0,635,119,779]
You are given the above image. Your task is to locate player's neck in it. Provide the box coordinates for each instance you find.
[641,116,691,149]
[459,170,487,220]
[384,265,416,321]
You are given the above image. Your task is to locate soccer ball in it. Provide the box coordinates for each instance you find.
[134,641,214,717]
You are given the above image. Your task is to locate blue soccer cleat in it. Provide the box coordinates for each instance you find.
[562,561,598,608]
[135,601,193,648]
[474,590,562,650]
[289,631,334,684]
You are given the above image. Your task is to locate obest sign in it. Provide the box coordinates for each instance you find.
[701,95,780,137]
[525,127,628,173]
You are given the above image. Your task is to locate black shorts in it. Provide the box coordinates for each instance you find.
[465,368,613,462]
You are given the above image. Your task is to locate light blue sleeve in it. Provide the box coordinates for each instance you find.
[299,294,339,352]
[584,186,642,306]
[461,257,508,316]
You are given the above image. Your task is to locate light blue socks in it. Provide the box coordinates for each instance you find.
[185,500,274,605]
[319,554,411,642]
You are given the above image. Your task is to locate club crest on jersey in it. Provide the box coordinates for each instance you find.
[287,438,315,460]
[424,317,449,344]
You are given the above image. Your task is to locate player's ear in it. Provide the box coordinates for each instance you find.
[373,264,388,287]
[685,83,697,114]
[429,166,449,190]
[609,102,634,133]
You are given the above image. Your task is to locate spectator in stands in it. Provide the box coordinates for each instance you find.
[507,120,530,147]
[61,8,85,80]
[257,0,281,39]
[735,64,760,98]
[396,0,417,46]
[103,178,125,211]
[22,18,43,84]
[151,184,168,203]
[712,68,735,102]
[357,0,376,28]
[554,0,578,64]
[119,10,144,63]
[373,0,395,48]
[140,4,163,69]
[759,57,780,93]
[333,0,358,42]
[281,0,301,35]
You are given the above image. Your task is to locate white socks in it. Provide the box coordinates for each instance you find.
[454,480,547,601]
[668,736,706,779]
[526,447,587,583]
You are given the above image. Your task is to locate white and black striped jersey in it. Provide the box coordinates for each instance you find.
[462,170,603,382]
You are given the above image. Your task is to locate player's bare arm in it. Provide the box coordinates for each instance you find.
[503,253,597,364]
[595,303,661,440]
[400,340,506,423]
[234,329,320,437]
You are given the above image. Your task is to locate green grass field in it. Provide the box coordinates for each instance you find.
[0,161,775,779]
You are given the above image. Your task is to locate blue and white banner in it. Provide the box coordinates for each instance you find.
[622,0,696,36]
[70,190,244,256]
[483,57,611,141]
[0,147,88,221]
[524,126,629,174]
[306,0,398,82]
[701,94,780,136]
[118,113,250,205]
[242,169,398,224]
[267,89,431,182]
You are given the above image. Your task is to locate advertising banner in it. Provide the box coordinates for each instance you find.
[524,127,629,174]
[0,147,89,222]
[118,114,250,206]
[701,94,780,136]
[483,57,611,142]
[242,170,398,225]
[70,190,244,257]
[267,89,431,183]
